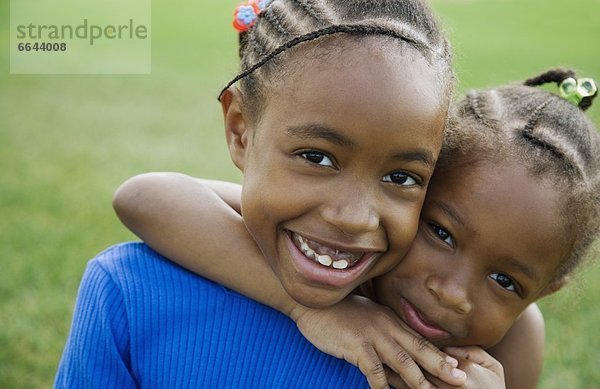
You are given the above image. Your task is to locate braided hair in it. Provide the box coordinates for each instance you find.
[223,0,454,122]
[439,68,600,280]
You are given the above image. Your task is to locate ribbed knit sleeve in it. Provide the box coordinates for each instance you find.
[55,242,367,388]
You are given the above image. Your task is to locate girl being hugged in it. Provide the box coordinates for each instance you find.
[115,68,600,388]
[368,68,600,387]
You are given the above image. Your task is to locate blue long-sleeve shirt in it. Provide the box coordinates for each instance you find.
[55,242,367,388]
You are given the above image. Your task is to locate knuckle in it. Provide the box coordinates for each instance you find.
[395,349,415,367]
[369,362,387,380]
[438,357,450,372]
[413,334,431,352]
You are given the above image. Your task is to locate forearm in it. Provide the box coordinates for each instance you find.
[113,172,301,316]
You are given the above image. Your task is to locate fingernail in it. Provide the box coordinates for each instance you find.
[446,356,458,367]
[452,368,466,380]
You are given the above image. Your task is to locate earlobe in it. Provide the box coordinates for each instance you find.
[221,87,250,172]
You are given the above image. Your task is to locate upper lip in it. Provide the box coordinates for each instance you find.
[288,229,386,254]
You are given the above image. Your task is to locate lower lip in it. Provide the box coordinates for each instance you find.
[285,231,379,288]
[400,298,451,340]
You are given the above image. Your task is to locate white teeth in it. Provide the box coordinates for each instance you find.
[294,232,356,270]
[317,254,333,266]
[332,259,349,269]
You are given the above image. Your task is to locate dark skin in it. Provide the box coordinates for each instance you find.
[114,172,550,388]
[227,40,447,309]
[113,38,559,389]
[373,161,568,350]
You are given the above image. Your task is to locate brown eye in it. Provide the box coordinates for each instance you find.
[299,151,334,167]
[489,273,516,292]
[382,172,418,186]
[430,224,454,247]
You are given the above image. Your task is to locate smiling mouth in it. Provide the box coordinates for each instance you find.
[400,298,451,340]
[291,232,365,270]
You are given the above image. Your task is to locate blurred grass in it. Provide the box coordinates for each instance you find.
[0,0,598,387]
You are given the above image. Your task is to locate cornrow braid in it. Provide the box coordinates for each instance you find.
[260,10,292,37]
[440,68,600,281]
[466,91,496,129]
[220,23,429,100]
[225,0,454,119]
[290,0,329,24]
[523,98,553,132]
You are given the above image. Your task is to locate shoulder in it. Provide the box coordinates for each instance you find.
[488,304,544,389]
[90,241,220,291]
[87,242,263,315]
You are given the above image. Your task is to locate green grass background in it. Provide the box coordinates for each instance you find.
[1,0,599,387]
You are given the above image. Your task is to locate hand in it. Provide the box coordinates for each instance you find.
[424,347,505,389]
[290,295,467,389]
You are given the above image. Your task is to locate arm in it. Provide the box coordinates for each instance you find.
[55,260,137,388]
[487,304,545,389]
[113,172,466,388]
[113,172,293,312]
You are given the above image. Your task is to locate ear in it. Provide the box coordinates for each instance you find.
[221,86,251,172]
[539,275,569,298]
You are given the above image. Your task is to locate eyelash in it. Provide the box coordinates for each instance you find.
[489,273,519,294]
[382,172,419,187]
[298,150,335,168]
[430,224,454,247]
[298,150,420,187]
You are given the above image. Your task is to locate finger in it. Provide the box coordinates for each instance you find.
[391,324,466,386]
[444,346,492,367]
[378,342,432,389]
[384,366,409,389]
[444,346,503,374]
[356,342,390,389]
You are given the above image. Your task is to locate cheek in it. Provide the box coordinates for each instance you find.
[390,205,421,248]
[465,309,518,349]
[372,258,420,308]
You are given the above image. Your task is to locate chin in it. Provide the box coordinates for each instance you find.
[286,284,346,309]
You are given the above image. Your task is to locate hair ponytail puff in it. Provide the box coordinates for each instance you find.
[524,68,597,111]
[579,89,597,111]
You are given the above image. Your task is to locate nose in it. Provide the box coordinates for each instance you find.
[426,272,473,315]
[319,184,380,236]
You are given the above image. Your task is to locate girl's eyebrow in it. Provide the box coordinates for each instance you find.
[502,257,539,282]
[285,124,435,167]
[430,200,468,229]
[390,150,435,168]
[286,124,354,147]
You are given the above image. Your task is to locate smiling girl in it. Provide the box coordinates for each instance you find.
[113,69,599,388]
[56,1,463,388]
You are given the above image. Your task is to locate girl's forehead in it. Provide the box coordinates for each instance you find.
[277,38,446,101]
[256,45,448,159]
[273,43,447,117]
